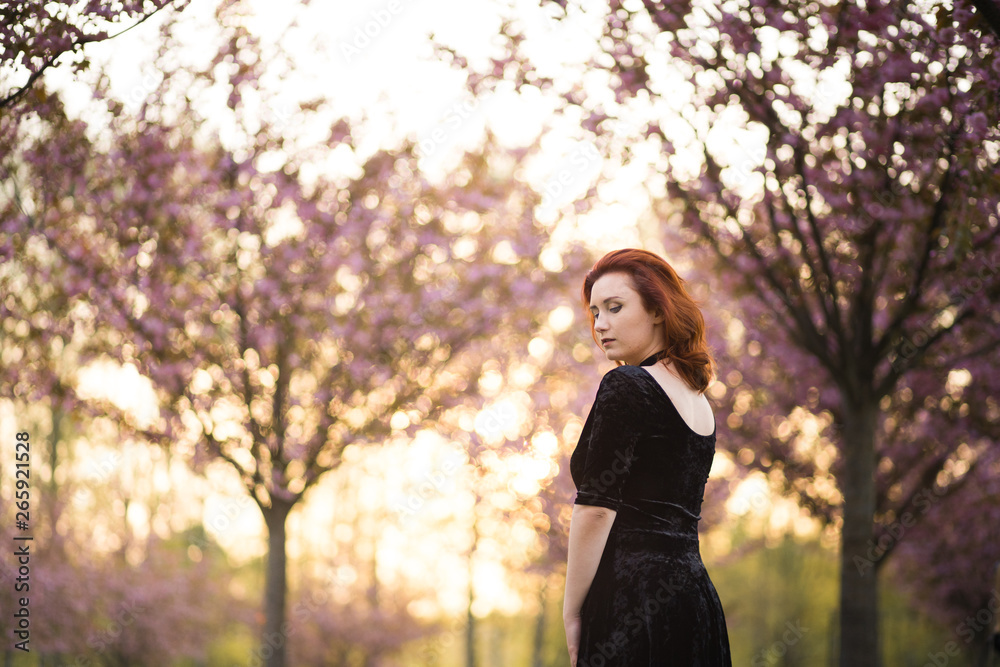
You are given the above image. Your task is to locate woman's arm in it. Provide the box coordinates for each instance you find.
[563,503,617,662]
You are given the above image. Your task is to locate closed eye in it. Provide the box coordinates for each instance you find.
[591,305,622,319]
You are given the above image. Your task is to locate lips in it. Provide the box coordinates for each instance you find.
[601,338,615,345]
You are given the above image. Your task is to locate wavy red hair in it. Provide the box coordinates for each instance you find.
[581,249,717,394]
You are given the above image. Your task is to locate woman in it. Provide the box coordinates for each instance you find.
[563,248,732,666]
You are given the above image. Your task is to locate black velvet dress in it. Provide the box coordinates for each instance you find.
[569,354,732,666]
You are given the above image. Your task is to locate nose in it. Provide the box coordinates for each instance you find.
[594,318,608,333]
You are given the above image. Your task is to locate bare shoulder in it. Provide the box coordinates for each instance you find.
[642,361,698,394]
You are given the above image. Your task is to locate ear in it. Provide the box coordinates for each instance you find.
[651,308,665,324]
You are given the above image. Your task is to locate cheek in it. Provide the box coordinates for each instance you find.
[627,311,651,333]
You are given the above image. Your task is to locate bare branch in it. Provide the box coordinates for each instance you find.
[1,1,180,110]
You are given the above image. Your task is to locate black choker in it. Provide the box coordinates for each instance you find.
[638,352,664,367]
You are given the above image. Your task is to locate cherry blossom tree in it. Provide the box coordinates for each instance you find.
[442,0,1000,664]
[282,566,434,666]
[0,6,596,665]
[0,421,240,665]
[1,119,235,663]
[0,0,187,110]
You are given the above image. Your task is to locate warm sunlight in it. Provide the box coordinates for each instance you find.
[8,0,990,662]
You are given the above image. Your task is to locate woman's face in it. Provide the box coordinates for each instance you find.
[589,271,665,366]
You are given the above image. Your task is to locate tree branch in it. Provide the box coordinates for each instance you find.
[873,451,978,569]
[872,122,960,369]
[968,0,1000,39]
[1,1,180,110]
[790,135,848,351]
[875,303,976,398]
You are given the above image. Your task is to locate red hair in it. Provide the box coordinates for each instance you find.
[581,248,717,394]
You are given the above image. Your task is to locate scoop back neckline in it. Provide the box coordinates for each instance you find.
[633,366,717,438]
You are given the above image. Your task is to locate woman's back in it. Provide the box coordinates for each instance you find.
[565,247,732,666]
[570,364,717,524]
[569,364,732,666]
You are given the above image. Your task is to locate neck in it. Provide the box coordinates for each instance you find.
[635,349,666,367]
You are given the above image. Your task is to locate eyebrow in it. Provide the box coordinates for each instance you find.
[589,296,622,309]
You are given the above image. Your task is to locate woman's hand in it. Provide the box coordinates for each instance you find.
[563,505,615,667]
[564,613,582,666]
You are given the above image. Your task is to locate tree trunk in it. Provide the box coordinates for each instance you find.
[838,400,880,667]
[261,497,294,667]
[531,579,548,667]
[466,588,477,667]
[992,561,1000,667]
[973,627,992,667]
[49,404,61,498]
[466,513,479,667]
[48,405,63,536]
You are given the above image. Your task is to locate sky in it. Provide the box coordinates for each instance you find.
[44,0,680,251]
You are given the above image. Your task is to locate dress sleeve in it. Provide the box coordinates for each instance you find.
[573,368,641,512]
